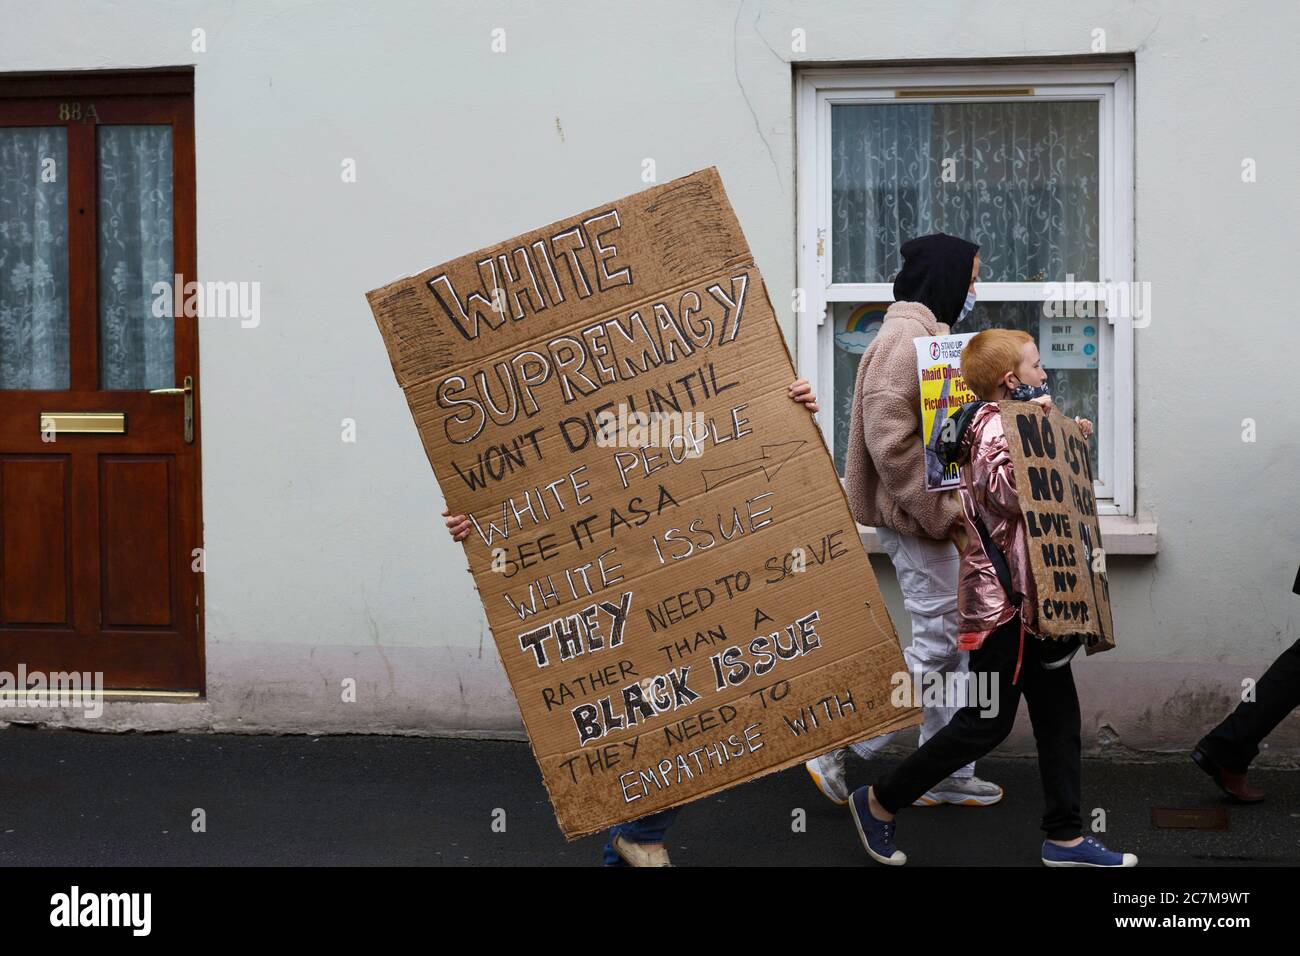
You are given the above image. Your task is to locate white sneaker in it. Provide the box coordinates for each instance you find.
[913,775,1004,807]
[805,749,849,805]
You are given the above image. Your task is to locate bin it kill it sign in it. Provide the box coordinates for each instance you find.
[365,167,918,838]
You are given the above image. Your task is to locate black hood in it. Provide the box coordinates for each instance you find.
[892,233,980,328]
[936,400,988,469]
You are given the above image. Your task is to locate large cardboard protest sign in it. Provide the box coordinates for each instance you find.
[1000,404,1115,654]
[366,167,918,837]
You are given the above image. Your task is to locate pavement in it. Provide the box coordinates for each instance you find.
[0,726,1296,866]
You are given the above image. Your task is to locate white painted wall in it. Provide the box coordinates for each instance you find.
[3,0,1297,759]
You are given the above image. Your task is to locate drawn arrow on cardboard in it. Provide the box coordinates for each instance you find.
[701,440,806,491]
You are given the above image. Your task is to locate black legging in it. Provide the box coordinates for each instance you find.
[1198,638,1300,773]
[874,614,1084,841]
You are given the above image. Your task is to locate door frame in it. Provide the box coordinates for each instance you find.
[0,67,204,695]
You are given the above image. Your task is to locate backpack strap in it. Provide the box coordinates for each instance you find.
[961,463,1018,606]
[962,459,1027,685]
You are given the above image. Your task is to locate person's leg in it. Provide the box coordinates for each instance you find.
[807,526,952,778]
[1020,640,1084,842]
[626,806,679,843]
[601,807,681,866]
[1198,638,1300,773]
[850,618,1021,864]
[601,828,628,867]
[872,616,1021,814]
[875,527,973,774]
[1021,642,1138,867]
[849,732,894,761]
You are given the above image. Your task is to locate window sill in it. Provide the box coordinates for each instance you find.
[856,515,1158,556]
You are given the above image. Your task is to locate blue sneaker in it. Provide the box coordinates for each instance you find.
[1041,836,1138,867]
[849,786,907,865]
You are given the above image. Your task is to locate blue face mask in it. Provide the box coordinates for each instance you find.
[955,290,977,326]
[1010,381,1051,401]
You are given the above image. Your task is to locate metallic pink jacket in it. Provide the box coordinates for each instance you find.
[950,402,1040,653]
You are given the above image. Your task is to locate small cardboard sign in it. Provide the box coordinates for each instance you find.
[365,168,918,838]
[914,332,976,492]
[999,404,1115,653]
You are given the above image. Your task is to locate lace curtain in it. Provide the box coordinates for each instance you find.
[832,101,1099,284]
[0,125,172,391]
[0,128,69,389]
[98,125,174,391]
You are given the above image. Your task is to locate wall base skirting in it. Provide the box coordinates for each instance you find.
[0,643,1293,763]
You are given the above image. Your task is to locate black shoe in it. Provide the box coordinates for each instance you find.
[1191,746,1266,803]
[1039,635,1081,670]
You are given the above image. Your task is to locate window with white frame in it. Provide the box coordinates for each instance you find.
[796,64,1135,515]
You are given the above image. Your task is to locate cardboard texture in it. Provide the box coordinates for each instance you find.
[999,404,1116,653]
[366,167,918,838]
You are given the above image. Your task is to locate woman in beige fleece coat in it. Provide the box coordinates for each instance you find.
[804,233,1005,809]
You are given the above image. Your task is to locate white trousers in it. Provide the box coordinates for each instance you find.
[847,525,975,779]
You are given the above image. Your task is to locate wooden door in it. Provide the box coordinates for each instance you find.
[0,70,203,692]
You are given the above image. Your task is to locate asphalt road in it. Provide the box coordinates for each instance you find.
[0,726,1296,866]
